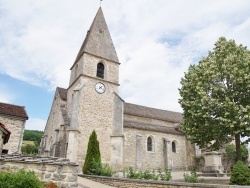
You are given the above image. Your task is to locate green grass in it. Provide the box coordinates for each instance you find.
[22,140,35,146]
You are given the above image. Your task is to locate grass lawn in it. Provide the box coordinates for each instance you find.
[22,140,35,146]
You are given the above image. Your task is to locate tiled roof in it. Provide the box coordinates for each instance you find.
[0,122,11,144]
[57,87,67,101]
[124,120,184,135]
[124,103,183,123]
[0,102,28,119]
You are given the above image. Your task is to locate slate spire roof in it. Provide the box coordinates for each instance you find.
[73,7,119,65]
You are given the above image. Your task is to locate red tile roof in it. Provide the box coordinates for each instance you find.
[0,102,29,119]
[0,122,11,144]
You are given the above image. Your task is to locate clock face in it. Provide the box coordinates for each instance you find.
[95,82,106,94]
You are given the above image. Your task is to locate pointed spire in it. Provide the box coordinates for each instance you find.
[74,7,119,64]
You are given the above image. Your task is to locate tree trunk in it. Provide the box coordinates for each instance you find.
[235,133,242,161]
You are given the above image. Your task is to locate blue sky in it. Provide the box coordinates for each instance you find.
[1,0,250,131]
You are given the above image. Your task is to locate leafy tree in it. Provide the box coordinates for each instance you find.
[225,144,249,165]
[82,130,101,174]
[23,130,44,144]
[179,37,250,161]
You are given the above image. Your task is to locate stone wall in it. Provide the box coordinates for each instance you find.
[0,115,25,154]
[66,53,119,166]
[79,174,246,188]
[0,131,3,154]
[40,88,68,159]
[0,154,79,188]
[123,126,191,171]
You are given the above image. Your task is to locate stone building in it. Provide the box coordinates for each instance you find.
[0,122,11,155]
[40,7,195,171]
[0,102,29,154]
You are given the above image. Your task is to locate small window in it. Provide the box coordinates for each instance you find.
[172,141,176,153]
[2,149,8,154]
[96,62,104,78]
[147,137,152,151]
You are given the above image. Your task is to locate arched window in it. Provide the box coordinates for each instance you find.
[96,62,104,78]
[147,137,153,151]
[172,141,176,153]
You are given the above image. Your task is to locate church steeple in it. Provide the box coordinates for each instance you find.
[74,7,119,64]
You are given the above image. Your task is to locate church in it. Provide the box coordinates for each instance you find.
[39,7,195,171]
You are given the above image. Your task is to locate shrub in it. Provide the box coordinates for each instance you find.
[143,170,158,180]
[158,167,172,181]
[194,156,205,171]
[125,167,171,181]
[125,167,143,179]
[230,160,250,185]
[100,163,115,177]
[21,144,39,155]
[0,169,43,188]
[82,130,101,174]
[183,170,203,183]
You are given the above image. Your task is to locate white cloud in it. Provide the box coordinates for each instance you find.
[0,0,250,113]
[25,118,46,131]
[0,83,14,103]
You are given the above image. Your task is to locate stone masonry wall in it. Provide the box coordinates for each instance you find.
[0,154,79,188]
[123,125,191,171]
[0,131,3,154]
[40,91,67,158]
[79,175,246,188]
[67,53,119,167]
[0,116,25,154]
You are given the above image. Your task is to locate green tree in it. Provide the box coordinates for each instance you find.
[226,144,249,165]
[82,130,101,174]
[23,130,44,143]
[179,37,250,161]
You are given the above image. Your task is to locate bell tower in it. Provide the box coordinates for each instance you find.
[66,7,123,170]
[69,7,119,86]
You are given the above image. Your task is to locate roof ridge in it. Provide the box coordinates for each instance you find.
[124,102,182,114]
[0,102,25,108]
[0,102,29,119]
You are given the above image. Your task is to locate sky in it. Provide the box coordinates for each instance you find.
[0,0,250,131]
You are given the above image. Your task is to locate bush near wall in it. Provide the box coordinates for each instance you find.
[0,169,43,188]
[230,161,250,185]
[0,169,59,188]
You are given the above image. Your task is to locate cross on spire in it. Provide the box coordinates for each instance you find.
[100,0,103,7]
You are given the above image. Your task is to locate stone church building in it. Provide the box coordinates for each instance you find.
[39,7,195,171]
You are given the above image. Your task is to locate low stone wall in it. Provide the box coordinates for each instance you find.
[0,154,79,188]
[79,174,246,188]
